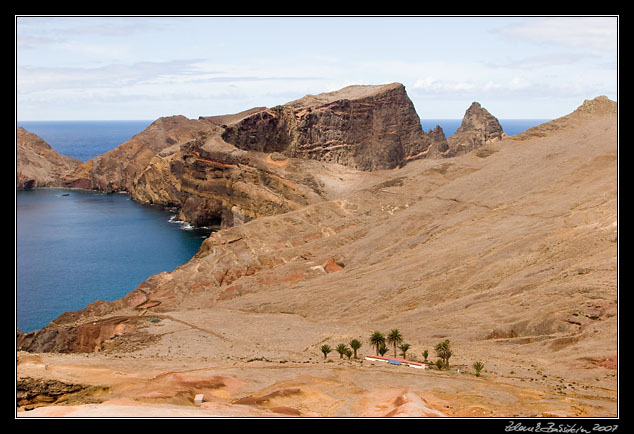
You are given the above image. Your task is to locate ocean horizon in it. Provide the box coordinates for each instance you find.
[18,118,551,162]
[17,120,154,162]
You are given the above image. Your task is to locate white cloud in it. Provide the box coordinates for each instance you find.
[413,77,477,93]
[500,52,597,69]
[496,17,617,53]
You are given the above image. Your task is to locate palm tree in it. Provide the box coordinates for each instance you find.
[336,343,349,359]
[473,361,484,377]
[387,329,403,358]
[378,343,390,356]
[435,339,453,369]
[321,344,332,359]
[349,339,362,359]
[369,331,386,356]
[344,348,353,360]
[399,343,411,360]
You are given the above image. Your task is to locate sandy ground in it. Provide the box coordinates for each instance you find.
[16,304,618,419]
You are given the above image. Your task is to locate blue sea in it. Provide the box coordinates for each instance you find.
[15,120,212,333]
[15,118,550,333]
[420,119,551,137]
[17,120,153,161]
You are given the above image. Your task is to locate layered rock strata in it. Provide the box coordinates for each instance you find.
[16,127,81,190]
[129,128,331,228]
[212,83,448,170]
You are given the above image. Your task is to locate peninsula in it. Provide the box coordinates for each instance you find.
[16,84,617,418]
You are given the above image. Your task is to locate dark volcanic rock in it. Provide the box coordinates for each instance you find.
[445,102,506,157]
[218,83,447,170]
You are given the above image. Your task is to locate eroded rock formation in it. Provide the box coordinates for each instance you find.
[445,102,506,157]
[129,129,331,228]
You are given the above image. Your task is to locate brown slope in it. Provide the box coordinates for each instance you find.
[22,96,616,354]
[16,127,82,190]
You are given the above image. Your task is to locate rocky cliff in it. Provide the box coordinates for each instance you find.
[213,83,447,170]
[58,83,450,228]
[16,127,81,190]
[18,84,509,232]
[445,102,506,157]
[129,128,335,228]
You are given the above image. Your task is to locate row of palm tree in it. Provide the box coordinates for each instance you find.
[369,329,412,359]
[319,330,484,376]
[321,329,417,362]
[321,338,363,360]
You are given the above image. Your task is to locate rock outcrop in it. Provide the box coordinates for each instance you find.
[16,127,81,190]
[60,82,449,228]
[212,83,447,170]
[62,115,215,192]
[129,129,332,228]
[445,102,506,157]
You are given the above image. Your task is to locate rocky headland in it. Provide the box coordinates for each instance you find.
[16,127,82,190]
[16,85,617,418]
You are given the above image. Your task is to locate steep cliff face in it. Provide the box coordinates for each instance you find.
[218,83,447,170]
[445,102,506,157]
[16,127,81,190]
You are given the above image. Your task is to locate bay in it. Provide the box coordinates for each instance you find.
[16,189,212,334]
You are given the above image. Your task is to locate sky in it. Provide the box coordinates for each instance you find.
[15,15,618,121]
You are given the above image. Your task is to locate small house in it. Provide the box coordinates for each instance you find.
[364,355,426,369]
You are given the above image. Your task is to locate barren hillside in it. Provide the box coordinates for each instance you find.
[17,96,617,418]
